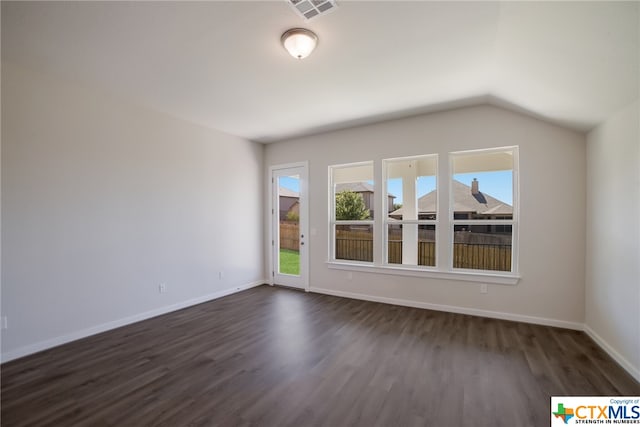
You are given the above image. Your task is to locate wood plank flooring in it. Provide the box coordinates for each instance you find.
[2,285,639,426]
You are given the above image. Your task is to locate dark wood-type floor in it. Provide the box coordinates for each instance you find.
[2,285,639,427]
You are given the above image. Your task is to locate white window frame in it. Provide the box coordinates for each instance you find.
[327,148,520,285]
[448,146,519,275]
[328,161,375,265]
[382,154,439,269]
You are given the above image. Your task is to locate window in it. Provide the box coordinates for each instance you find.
[450,147,517,273]
[329,162,374,263]
[328,147,519,284]
[383,155,438,267]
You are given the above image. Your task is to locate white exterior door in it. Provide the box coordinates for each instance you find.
[271,163,308,290]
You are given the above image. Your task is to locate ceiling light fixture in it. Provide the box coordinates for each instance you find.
[281,28,318,59]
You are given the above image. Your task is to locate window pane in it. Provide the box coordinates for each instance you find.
[386,156,437,220]
[335,224,373,262]
[333,163,374,220]
[387,177,402,219]
[278,176,300,275]
[387,224,435,267]
[451,150,513,221]
[417,175,437,220]
[453,225,512,271]
[335,183,373,220]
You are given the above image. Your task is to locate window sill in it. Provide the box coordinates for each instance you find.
[326,261,520,285]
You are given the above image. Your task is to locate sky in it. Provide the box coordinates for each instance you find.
[279,170,513,206]
[389,171,512,205]
[453,171,513,205]
[279,176,300,193]
[387,176,436,206]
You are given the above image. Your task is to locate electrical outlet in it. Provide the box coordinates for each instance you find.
[1,316,7,330]
[480,283,488,294]
[159,283,167,294]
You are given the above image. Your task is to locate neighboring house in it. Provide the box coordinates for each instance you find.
[279,187,299,221]
[287,200,300,219]
[335,182,396,219]
[390,178,512,236]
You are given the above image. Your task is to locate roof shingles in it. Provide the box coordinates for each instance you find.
[390,180,512,216]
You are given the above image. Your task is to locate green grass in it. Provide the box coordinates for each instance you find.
[279,249,300,275]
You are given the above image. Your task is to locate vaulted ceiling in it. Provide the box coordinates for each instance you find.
[2,1,638,142]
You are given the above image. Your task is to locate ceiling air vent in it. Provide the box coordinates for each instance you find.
[287,0,338,21]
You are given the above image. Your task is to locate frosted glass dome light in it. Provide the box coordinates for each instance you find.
[281,28,318,59]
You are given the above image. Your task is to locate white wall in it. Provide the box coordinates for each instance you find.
[265,105,586,327]
[1,63,264,360]
[585,100,640,381]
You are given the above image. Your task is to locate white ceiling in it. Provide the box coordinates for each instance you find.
[2,1,638,142]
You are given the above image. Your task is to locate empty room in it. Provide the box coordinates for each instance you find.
[1,1,639,426]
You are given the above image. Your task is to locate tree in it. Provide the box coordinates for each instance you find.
[286,211,299,222]
[335,191,370,220]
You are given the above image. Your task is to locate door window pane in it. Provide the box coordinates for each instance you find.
[278,175,300,275]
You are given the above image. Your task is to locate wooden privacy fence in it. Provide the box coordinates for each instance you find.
[279,221,300,251]
[453,243,511,271]
[336,229,511,271]
[339,239,437,266]
[283,224,512,271]
[387,241,436,266]
[335,228,373,262]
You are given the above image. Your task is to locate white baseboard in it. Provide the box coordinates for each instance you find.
[5,282,638,385]
[584,325,640,383]
[309,286,585,330]
[310,287,640,382]
[1,280,265,364]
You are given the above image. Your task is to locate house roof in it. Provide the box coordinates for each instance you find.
[390,180,512,216]
[279,187,299,198]
[336,182,395,198]
[336,182,374,194]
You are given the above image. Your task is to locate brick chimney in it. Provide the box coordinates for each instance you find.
[471,178,479,195]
